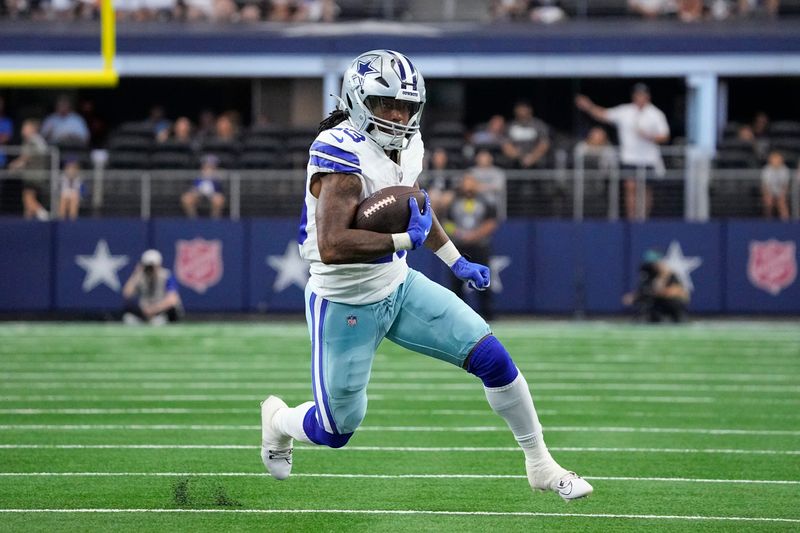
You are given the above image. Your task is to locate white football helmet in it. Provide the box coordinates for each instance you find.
[338,49,426,151]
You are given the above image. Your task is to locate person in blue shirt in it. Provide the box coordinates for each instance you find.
[0,96,12,168]
[181,154,226,218]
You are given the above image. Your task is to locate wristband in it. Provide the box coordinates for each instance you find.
[434,241,461,267]
[392,232,413,252]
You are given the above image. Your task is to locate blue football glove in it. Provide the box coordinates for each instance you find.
[451,256,491,291]
[406,191,432,249]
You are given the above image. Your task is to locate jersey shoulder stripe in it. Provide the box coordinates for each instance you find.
[310,140,360,167]
[309,154,360,174]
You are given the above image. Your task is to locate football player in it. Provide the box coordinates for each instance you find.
[261,49,592,500]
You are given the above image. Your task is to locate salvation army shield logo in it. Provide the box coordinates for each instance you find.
[747,239,797,296]
[175,238,223,293]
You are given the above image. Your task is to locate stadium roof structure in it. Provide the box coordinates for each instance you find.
[1,19,800,79]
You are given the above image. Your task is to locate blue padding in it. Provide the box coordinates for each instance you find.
[303,405,353,448]
[466,335,518,388]
[311,141,361,167]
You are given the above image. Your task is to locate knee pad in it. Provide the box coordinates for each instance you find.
[302,406,353,448]
[466,335,518,388]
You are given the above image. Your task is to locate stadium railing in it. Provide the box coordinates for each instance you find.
[2,145,799,220]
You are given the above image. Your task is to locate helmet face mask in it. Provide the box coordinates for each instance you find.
[339,50,426,151]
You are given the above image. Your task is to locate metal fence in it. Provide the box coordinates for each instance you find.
[1,145,798,220]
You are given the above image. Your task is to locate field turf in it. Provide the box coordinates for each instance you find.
[0,321,798,532]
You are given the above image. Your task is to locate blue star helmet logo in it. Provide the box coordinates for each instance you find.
[356,57,379,78]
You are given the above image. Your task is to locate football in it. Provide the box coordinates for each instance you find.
[352,186,426,234]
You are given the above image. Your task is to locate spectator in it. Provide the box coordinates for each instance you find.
[738,0,779,17]
[751,111,770,139]
[57,158,83,220]
[628,0,676,18]
[445,173,500,320]
[677,0,704,20]
[423,147,456,213]
[181,154,226,218]
[8,119,49,221]
[41,96,90,147]
[575,83,670,220]
[157,116,195,145]
[623,249,689,323]
[471,115,510,152]
[294,0,338,21]
[574,126,618,174]
[504,100,551,169]
[196,109,217,141]
[761,150,790,220]
[734,124,766,160]
[490,0,530,20]
[145,105,171,139]
[529,0,567,23]
[469,149,507,219]
[122,249,183,326]
[214,113,239,142]
[0,96,12,168]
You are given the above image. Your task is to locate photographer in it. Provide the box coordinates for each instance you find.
[623,249,689,323]
[122,249,183,325]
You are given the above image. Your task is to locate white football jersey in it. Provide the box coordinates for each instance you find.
[298,118,424,305]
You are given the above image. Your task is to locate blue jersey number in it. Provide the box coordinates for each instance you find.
[332,127,366,143]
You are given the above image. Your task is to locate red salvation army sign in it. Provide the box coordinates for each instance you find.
[747,239,797,296]
[175,238,224,293]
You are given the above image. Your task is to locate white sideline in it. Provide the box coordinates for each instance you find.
[0,508,797,523]
[0,472,797,485]
[0,444,797,455]
[1,424,798,436]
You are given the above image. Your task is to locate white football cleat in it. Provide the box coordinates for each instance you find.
[527,460,593,501]
[260,395,293,480]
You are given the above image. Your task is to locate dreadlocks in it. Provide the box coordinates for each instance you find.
[317,109,349,134]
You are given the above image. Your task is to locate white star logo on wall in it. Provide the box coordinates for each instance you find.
[663,240,702,292]
[267,241,309,292]
[463,255,511,293]
[75,239,129,293]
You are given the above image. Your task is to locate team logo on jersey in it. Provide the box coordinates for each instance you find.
[748,239,797,296]
[346,315,358,327]
[175,238,223,294]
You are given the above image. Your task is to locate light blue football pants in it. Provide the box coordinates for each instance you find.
[304,268,491,436]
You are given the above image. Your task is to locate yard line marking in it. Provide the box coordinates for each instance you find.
[0,444,797,455]
[2,407,799,422]
[1,424,797,436]
[3,372,797,383]
[0,508,796,523]
[2,381,798,395]
[4,394,800,406]
[0,408,255,415]
[0,472,797,485]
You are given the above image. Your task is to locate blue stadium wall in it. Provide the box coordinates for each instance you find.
[1,218,798,315]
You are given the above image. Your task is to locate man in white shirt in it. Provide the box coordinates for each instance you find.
[575,83,670,220]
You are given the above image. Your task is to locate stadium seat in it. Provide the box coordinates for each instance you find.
[240,151,286,169]
[150,151,194,169]
[770,121,800,138]
[429,121,466,138]
[108,135,154,152]
[109,151,151,169]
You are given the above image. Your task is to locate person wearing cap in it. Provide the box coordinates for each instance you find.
[57,157,84,220]
[575,83,670,220]
[122,249,183,325]
[181,153,226,218]
[622,248,689,323]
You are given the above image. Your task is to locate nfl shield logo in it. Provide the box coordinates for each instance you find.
[346,315,357,327]
[747,239,797,296]
[175,238,224,294]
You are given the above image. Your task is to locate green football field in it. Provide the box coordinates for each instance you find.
[0,321,798,532]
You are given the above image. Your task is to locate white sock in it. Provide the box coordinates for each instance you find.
[272,401,315,445]
[484,371,558,466]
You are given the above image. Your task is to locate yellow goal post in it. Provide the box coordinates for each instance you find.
[0,0,117,87]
